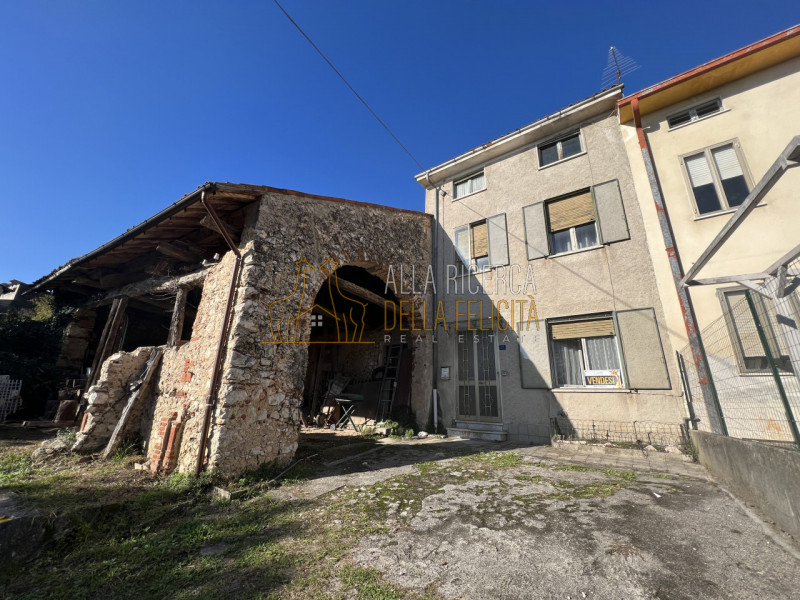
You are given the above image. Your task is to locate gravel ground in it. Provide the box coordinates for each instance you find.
[286,438,800,599]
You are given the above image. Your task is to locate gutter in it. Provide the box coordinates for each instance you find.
[194,185,244,476]
[425,171,439,432]
[630,98,727,435]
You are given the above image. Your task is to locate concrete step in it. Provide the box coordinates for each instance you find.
[447,427,508,442]
[454,421,506,433]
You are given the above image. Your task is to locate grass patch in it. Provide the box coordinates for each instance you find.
[0,433,444,600]
[459,451,522,468]
[0,450,35,483]
[553,464,595,473]
[553,464,637,481]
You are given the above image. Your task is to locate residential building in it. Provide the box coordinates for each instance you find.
[618,25,800,442]
[416,86,686,444]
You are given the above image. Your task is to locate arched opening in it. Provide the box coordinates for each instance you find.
[302,264,415,432]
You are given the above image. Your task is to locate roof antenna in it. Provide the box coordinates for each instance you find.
[602,46,641,88]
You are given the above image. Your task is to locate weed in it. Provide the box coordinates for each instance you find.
[554,464,595,473]
[56,428,78,445]
[112,438,140,463]
[403,428,414,439]
[339,565,405,600]
[460,451,522,468]
[0,451,35,483]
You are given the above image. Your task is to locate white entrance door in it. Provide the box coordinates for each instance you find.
[456,329,501,423]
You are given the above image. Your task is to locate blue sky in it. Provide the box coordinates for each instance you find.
[1,1,798,284]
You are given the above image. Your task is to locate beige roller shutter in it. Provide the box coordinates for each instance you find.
[471,221,489,257]
[550,318,615,340]
[548,191,595,232]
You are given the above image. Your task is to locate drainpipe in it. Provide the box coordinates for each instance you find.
[194,185,244,476]
[425,171,439,433]
[630,98,727,435]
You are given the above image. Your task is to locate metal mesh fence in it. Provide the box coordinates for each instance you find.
[550,417,686,447]
[0,375,23,422]
[678,284,800,449]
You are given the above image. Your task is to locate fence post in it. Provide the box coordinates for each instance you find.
[676,352,699,430]
[745,290,800,448]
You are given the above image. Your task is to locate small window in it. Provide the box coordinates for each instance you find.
[453,214,508,272]
[538,132,583,167]
[546,190,599,254]
[453,171,486,199]
[683,142,750,215]
[721,289,793,374]
[667,98,723,129]
[549,316,624,387]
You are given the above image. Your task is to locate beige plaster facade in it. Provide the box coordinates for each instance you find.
[620,53,800,355]
[417,88,686,444]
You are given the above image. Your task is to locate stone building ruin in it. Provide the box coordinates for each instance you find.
[31,183,432,475]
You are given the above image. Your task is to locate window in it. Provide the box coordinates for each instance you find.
[546,190,598,254]
[525,180,629,260]
[549,316,623,387]
[720,289,793,374]
[454,214,509,272]
[683,142,750,215]
[453,171,486,199]
[538,131,583,167]
[519,308,670,390]
[667,98,723,129]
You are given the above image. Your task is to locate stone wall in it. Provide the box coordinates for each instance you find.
[78,191,432,476]
[144,253,236,473]
[56,307,96,373]
[73,346,155,452]
[204,191,432,474]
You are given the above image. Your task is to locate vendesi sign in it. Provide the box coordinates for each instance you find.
[583,369,622,388]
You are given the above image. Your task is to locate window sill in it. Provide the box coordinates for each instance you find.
[693,202,765,221]
[538,150,586,171]
[452,188,486,202]
[552,387,631,393]
[547,244,602,259]
[667,107,730,132]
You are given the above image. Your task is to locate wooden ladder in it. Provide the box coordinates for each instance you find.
[376,344,403,423]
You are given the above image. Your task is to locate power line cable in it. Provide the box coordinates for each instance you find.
[273,0,426,172]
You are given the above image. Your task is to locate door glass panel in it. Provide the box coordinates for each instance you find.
[457,329,500,421]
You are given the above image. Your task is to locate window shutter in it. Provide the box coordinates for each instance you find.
[518,322,551,388]
[523,202,549,260]
[712,145,743,180]
[547,191,595,232]
[487,213,509,267]
[550,318,615,340]
[685,154,713,187]
[593,180,629,244]
[615,308,671,389]
[454,226,470,266]
[471,221,489,258]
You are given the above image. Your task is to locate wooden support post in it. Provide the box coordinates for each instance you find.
[167,287,189,347]
[101,348,164,459]
[86,297,128,390]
